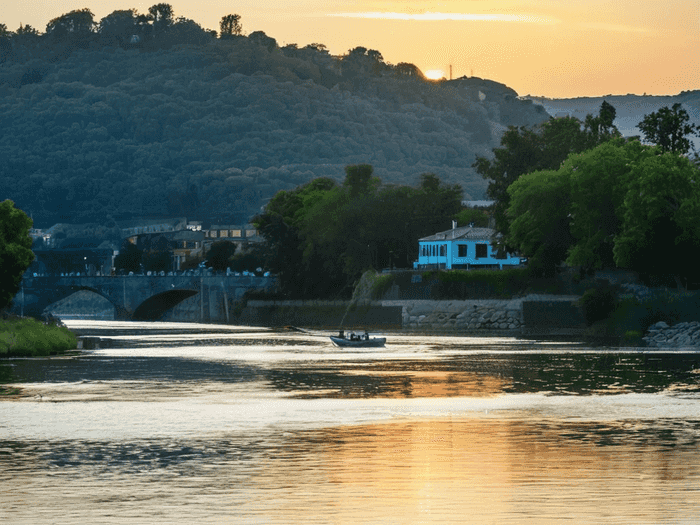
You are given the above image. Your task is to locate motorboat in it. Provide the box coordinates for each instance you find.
[330,331,386,348]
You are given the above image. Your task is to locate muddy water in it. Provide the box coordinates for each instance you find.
[1,321,699,524]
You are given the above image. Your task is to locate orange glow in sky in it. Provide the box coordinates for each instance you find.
[4,1,698,97]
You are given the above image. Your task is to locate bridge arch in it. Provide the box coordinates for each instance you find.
[132,289,199,321]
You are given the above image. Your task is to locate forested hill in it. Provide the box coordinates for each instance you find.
[527,92,700,149]
[0,24,548,227]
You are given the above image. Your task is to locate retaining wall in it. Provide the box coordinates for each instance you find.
[229,295,584,334]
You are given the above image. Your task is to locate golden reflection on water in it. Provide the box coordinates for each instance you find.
[3,418,698,524]
[256,419,700,524]
[3,322,700,524]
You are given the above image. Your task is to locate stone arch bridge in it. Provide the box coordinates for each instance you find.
[16,275,276,321]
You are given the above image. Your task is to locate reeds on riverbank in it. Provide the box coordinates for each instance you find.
[0,317,77,357]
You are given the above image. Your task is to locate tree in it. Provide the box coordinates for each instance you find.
[0,200,34,311]
[219,14,242,38]
[637,103,698,155]
[344,164,375,197]
[148,3,174,33]
[206,241,237,271]
[566,139,651,271]
[394,62,426,80]
[46,8,96,46]
[98,10,137,46]
[114,241,142,274]
[507,169,573,277]
[475,103,620,237]
[613,152,700,285]
[582,100,619,149]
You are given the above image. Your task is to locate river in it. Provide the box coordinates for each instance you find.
[1,321,699,524]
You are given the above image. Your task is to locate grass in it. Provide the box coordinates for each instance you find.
[0,317,77,358]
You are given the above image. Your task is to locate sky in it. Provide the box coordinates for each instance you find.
[4,0,699,98]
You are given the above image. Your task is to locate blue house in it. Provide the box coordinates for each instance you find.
[414,225,522,270]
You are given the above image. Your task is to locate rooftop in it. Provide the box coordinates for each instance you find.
[419,226,497,242]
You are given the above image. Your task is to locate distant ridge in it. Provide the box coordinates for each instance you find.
[525,91,700,149]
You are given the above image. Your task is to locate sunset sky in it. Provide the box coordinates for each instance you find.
[4,0,699,98]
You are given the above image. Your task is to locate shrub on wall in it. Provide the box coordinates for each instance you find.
[432,268,530,298]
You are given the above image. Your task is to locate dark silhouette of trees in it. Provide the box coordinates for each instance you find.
[46,8,96,47]
[114,241,142,274]
[637,103,698,154]
[148,3,174,33]
[98,10,138,46]
[0,200,34,310]
[219,14,242,38]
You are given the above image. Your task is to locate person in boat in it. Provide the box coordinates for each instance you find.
[339,330,345,339]
[364,330,369,340]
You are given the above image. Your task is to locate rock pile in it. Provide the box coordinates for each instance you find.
[643,321,700,348]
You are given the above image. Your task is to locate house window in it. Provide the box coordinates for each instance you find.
[458,244,467,258]
[475,243,488,258]
[231,229,242,238]
[439,245,446,256]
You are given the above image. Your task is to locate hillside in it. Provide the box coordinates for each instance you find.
[527,92,700,149]
[0,30,548,227]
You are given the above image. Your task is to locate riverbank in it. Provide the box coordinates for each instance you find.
[0,316,78,358]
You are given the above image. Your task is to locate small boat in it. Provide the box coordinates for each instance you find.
[330,331,386,348]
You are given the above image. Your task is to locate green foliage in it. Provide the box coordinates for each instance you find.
[507,169,573,277]
[474,103,621,236]
[0,200,34,311]
[579,284,618,326]
[255,166,462,297]
[433,268,530,298]
[507,138,700,284]
[370,274,396,300]
[0,317,77,357]
[453,208,490,228]
[613,152,700,280]
[637,103,698,154]
[566,139,651,270]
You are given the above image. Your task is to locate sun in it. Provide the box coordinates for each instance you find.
[424,69,445,80]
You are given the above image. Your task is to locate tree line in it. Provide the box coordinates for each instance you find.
[253,166,462,297]
[475,102,699,286]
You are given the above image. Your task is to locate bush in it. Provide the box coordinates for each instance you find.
[579,284,618,326]
[0,317,77,357]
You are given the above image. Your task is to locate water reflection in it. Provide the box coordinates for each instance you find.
[1,321,700,524]
[2,418,699,524]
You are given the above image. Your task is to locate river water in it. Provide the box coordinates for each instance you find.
[1,321,699,524]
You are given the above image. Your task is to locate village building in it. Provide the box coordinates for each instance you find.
[414,224,522,270]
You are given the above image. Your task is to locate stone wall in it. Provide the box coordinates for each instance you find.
[229,295,583,334]
[381,299,523,334]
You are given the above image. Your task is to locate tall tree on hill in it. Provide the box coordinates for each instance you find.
[98,10,137,46]
[637,103,698,155]
[148,3,174,33]
[219,14,243,38]
[46,8,96,47]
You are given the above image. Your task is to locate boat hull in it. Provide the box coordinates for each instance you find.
[330,336,386,348]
